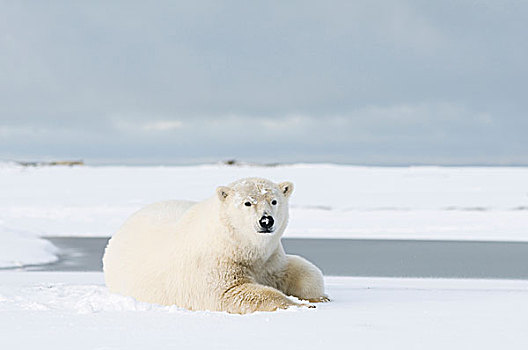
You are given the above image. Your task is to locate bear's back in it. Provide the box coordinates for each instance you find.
[103,200,199,303]
[131,200,197,224]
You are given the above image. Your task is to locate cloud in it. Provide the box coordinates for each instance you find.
[0,1,526,164]
[114,119,183,132]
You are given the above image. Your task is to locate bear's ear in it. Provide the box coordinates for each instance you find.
[216,186,233,201]
[279,181,294,198]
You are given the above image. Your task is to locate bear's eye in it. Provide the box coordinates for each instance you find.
[244,201,252,207]
[271,199,277,205]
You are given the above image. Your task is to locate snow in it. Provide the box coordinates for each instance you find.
[1,163,528,241]
[289,209,528,241]
[0,225,58,268]
[1,272,527,349]
[1,163,527,347]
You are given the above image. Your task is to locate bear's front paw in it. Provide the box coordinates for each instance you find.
[285,301,315,310]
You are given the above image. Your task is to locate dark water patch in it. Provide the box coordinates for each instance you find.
[22,237,528,280]
[282,239,528,279]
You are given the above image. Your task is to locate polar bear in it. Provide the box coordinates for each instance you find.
[103,177,328,314]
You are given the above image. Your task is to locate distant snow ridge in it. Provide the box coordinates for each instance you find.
[2,164,528,241]
[0,224,58,268]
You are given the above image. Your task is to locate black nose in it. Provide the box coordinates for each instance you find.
[259,215,274,229]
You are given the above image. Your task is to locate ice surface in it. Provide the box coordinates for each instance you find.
[2,163,527,348]
[1,163,527,241]
[1,272,527,349]
[0,225,58,268]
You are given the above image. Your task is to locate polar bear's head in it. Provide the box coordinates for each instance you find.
[216,178,293,239]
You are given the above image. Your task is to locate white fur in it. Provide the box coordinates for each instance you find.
[103,178,327,314]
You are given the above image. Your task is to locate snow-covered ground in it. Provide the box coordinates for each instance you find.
[1,162,528,267]
[1,272,527,349]
[1,163,527,239]
[1,163,528,348]
[0,225,58,268]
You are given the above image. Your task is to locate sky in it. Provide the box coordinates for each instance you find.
[0,1,527,165]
